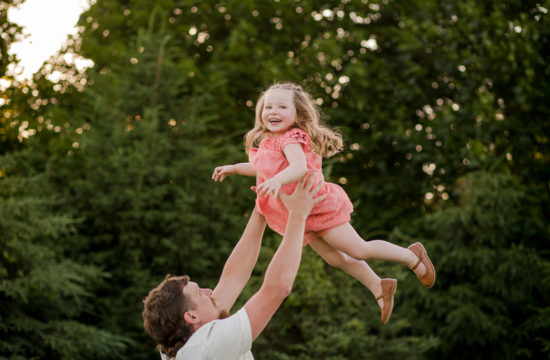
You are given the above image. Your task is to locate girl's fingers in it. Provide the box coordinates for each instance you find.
[213,168,224,181]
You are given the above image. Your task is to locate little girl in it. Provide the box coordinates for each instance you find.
[212,82,435,324]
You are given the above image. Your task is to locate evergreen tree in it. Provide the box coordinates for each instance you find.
[1,0,548,358]
[0,0,23,76]
[48,10,258,358]
[0,152,127,359]
[0,0,25,153]
[394,170,550,359]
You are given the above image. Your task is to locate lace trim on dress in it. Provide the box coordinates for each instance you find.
[260,128,312,153]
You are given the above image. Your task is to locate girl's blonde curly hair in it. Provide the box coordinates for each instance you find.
[244,82,343,158]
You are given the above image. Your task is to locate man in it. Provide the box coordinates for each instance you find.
[143,174,325,359]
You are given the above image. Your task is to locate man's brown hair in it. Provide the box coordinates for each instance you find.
[142,275,195,358]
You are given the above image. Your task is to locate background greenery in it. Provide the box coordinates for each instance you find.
[1,0,549,359]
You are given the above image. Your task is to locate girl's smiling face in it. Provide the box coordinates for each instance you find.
[261,89,297,134]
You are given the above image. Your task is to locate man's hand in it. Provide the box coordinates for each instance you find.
[212,165,236,182]
[279,172,326,219]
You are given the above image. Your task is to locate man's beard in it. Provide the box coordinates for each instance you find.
[218,309,230,319]
[211,297,230,319]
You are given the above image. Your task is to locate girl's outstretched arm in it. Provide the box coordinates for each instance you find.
[212,162,256,182]
[256,143,307,198]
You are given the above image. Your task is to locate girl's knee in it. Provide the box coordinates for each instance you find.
[323,252,346,268]
[325,252,357,269]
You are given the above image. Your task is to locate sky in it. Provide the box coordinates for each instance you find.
[7,0,90,80]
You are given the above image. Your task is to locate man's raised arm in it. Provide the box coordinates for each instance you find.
[212,207,266,312]
[244,174,325,340]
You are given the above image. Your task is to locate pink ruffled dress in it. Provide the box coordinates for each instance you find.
[249,128,353,246]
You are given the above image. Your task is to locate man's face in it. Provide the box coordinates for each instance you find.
[182,281,223,325]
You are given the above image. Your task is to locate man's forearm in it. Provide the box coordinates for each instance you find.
[220,209,265,281]
[262,210,307,293]
[243,209,307,340]
[243,172,322,340]
[213,209,266,311]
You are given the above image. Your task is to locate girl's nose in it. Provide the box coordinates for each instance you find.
[202,288,213,297]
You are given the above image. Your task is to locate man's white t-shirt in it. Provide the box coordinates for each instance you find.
[160,308,254,360]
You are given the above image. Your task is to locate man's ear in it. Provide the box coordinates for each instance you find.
[184,311,199,325]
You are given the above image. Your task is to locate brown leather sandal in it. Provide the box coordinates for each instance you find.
[376,278,397,324]
[408,242,436,288]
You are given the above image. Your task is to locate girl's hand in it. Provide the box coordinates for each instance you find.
[256,177,283,198]
[212,165,236,182]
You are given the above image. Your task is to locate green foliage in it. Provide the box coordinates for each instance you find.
[248,236,439,359]
[0,152,128,359]
[394,170,550,359]
[0,0,24,76]
[42,12,257,358]
[0,0,25,153]
[1,0,549,359]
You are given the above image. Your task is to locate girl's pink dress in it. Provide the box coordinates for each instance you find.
[249,128,353,246]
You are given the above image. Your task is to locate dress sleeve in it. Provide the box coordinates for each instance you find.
[280,128,312,152]
[248,147,259,167]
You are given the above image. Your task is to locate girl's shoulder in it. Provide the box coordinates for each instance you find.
[284,127,309,139]
[279,128,312,152]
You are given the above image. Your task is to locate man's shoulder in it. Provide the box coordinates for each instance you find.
[196,308,250,339]
[173,308,253,360]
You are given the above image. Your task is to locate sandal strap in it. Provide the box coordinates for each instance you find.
[410,256,422,271]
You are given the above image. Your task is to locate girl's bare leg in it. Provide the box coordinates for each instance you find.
[321,223,428,279]
[309,237,386,309]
